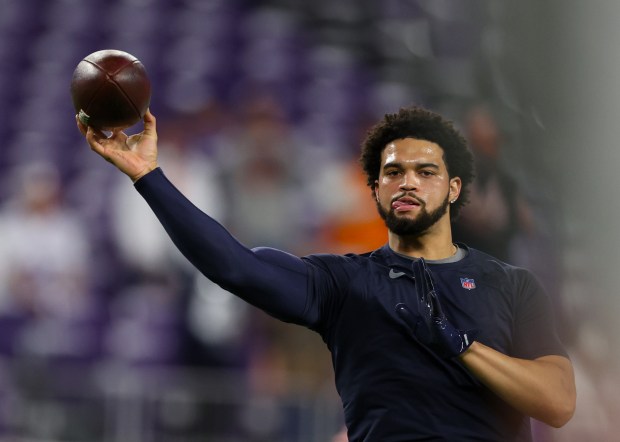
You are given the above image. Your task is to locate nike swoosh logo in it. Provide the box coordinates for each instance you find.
[389,269,406,279]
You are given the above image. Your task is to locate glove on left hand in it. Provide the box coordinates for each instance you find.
[395,257,476,358]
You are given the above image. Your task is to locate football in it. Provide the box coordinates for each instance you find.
[71,49,151,130]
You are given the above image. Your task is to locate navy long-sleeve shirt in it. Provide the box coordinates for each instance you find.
[135,168,567,442]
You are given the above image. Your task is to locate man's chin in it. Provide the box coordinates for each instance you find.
[384,216,425,236]
[392,209,420,218]
[391,209,424,223]
[393,208,420,217]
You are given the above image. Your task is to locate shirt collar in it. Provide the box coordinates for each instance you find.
[371,243,469,269]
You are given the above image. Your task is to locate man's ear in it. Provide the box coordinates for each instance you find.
[449,177,461,203]
[373,180,379,202]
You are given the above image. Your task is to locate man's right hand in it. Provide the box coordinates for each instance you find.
[77,109,159,182]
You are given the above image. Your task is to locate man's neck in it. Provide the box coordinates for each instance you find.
[387,221,456,260]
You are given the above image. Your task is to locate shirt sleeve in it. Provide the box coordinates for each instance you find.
[134,168,318,326]
[511,268,568,359]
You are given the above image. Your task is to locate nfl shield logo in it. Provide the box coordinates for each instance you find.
[460,278,476,290]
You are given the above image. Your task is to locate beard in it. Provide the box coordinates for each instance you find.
[376,192,450,237]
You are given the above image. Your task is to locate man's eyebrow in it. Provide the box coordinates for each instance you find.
[416,162,440,170]
[382,161,440,170]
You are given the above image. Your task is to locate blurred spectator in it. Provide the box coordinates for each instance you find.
[452,104,535,263]
[109,111,227,280]
[451,105,568,344]
[451,106,570,344]
[106,107,257,370]
[213,90,313,252]
[210,90,336,439]
[103,273,183,367]
[311,158,387,254]
[0,161,98,358]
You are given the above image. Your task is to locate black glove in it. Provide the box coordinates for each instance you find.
[396,257,476,358]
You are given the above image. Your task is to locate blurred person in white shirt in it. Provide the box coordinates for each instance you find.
[0,161,96,357]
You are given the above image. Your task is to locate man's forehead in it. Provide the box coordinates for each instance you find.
[382,138,445,161]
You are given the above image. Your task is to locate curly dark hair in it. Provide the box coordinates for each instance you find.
[360,106,474,219]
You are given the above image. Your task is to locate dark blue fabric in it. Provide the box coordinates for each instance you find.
[135,168,567,442]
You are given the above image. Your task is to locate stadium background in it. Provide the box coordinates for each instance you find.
[0,0,618,441]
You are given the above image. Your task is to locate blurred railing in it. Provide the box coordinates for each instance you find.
[0,357,343,442]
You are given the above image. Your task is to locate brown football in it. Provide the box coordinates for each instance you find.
[71,49,151,130]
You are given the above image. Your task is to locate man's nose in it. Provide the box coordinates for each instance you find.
[399,171,419,190]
